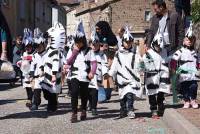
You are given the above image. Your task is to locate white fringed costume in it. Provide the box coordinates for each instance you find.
[143,33,170,95]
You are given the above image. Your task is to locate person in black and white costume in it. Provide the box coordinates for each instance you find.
[17,28,34,108]
[171,24,199,109]
[104,27,142,119]
[29,28,47,111]
[142,31,170,118]
[64,20,97,123]
[41,22,66,112]
[88,30,108,116]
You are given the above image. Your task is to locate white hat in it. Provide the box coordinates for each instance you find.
[185,23,193,38]
[151,31,164,49]
[74,20,85,38]
[67,35,74,48]
[122,27,134,42]
[22,28,33,46]
[47,22,66,49]
[34,28,45,44]
[90,30,99,44]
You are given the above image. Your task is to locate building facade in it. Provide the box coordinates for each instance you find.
[66,0,175,40]
[0,0,66,39]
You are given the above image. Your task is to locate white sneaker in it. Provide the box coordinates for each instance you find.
[190,100,199,109]
[127,111,135,119]
[183,101,190,109]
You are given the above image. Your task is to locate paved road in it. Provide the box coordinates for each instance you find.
[0,83,174,134]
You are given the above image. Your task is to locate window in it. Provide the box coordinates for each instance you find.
[145,11,151,22]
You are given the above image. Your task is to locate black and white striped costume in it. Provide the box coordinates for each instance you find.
[143,48,170,95]
[89,51,108,89]
[108,48,142,99]
[172,47,200,82]
[70,47,96,82]
[41,46,62,93]
[21,52,33,89]
[30,51,46,89]
[41,22,66,94]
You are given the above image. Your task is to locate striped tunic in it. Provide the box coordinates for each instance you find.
[41,46,62,93]
[30,51,46,89]
[172,47,200,83]
[89,51,108,89]
[143,49,170,95]
[70,47,96,82]
[108,48,142,99]
[20,52,33,89]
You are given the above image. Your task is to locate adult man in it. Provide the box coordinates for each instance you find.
[146,0,184,54]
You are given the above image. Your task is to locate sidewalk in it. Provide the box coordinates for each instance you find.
[163,95,200,134]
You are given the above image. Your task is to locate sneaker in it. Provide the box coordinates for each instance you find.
[127,111,135,119]
[92,109,98,116]
[30,104,38,111]
[190,100,199,109]
[80,110,87,121]
[158,104,165,116]
[151,110,159,119]
[71,113,78,123]
[183,101,190,109]
[26,100,32,108]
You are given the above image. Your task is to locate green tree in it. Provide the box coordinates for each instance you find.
[192,0,200,23]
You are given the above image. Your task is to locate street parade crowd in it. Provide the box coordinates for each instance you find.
[0,1,199,123]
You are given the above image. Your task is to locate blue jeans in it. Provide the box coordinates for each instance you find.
[181,80,198,101]
[120,93,134,112]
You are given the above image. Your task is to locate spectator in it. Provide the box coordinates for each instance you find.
[0,25,8,61]
[146,0,184,54]
[95,21,118,49]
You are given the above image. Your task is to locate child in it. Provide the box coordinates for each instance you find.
[29,28,46,110]
[41,22,66,112]
[171,25,199,109]
[104,27,142,119]
[13,36,24,66]
[88,31,108,115]
[64,21,97,123]
[17,28,34,107]
[142,32,170,117]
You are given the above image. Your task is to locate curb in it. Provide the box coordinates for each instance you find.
[163,108,200,134]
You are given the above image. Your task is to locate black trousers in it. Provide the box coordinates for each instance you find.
[26,87,33,101]
[181,81,198,101]
[71,78,89,114]
[88,88,98,109]
[148,92,165,111]
[43,89,58,111]
[32,89,41,106]
[120,93,134,112]
[67,79,72,96]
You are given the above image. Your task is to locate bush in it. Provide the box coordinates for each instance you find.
[191,0,200,23]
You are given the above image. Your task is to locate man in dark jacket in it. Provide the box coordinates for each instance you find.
[146,0,184,54]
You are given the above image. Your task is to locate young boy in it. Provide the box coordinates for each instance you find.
[104,27,142,119]
[88,31,108,115]
[29,28,46,110]
[171,25,199,109]
[17,28,34,107]
[64,21,97,123]
[41,22,66,112]
[142,32,170,118]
